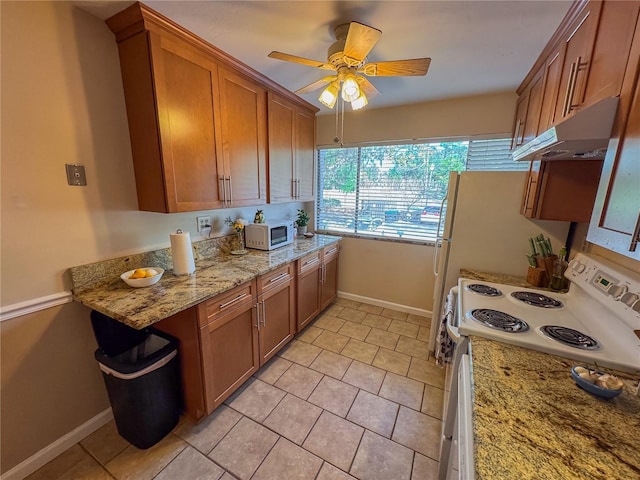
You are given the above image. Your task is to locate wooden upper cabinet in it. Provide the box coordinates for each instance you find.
[106,3,317,213]
[267,92,316,203]
[218,67,267,207]
[116,30,224,212]
[551,2,602,124]
[588,13,640,260]
[551,1,639,125]
[294,108,316,201]
[537,46,565,133]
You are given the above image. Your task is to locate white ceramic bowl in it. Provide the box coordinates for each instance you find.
[121,267,164,288]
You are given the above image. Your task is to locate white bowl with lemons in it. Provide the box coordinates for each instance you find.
[121,267,164,288]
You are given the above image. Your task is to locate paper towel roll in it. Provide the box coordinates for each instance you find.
[170,230,195,275]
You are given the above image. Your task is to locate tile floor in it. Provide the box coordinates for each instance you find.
[26,299,445,480]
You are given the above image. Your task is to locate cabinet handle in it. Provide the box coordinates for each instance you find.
[563,57,587,117]
[325,247,338,255]
[254,302,260,330]
[514,118,522,146]
[291,179,296,199]
[303,257,320,267]
[268,272,289,284]
[630,211,640,252]
[219,176,227,204]
[226,176,233,206]
[562,61,578,117]
[261,301,267,327]
[297,179,301,199]
[321,264,326,283]
[219,293,248,310]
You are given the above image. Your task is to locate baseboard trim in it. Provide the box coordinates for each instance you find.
[1,408,113,480]
[337,291,432,318]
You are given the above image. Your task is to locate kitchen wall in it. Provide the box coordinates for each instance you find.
[315,93,518,313]
[0,2,304,475]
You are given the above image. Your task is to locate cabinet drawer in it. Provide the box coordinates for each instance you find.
[323,244,340,262]
[258,263,293,295]
[297,251,321,274]
[198,280,256,327]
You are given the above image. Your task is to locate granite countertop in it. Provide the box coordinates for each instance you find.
[70,235,340,329]
[470,336,640,480]
[460,268,539,289]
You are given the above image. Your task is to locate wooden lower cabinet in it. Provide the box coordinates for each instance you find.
[296,251,322,331]
[199,294,259,413]
[256,264,296,365]
[320,245,340,311]
[155,261,302,421]
[297,244,341,331]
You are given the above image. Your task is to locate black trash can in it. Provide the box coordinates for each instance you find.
[91,310,150,356]
[94,329,181,449]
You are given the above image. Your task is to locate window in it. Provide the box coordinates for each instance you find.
[316,137,523,242]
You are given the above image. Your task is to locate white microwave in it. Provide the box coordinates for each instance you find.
[244,220,295,250]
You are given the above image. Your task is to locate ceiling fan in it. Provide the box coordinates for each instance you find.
[268,21,431,110]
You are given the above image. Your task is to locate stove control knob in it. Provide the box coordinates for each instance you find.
[621,292,640,307]
[607,284,627,299]
[569,259,586,273]
[632,299,640,313]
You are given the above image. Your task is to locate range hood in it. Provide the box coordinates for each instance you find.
[512,96,619,161]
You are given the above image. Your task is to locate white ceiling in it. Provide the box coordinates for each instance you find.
[78,1,572,115]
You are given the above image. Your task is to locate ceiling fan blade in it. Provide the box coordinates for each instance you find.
[342,22,382,65]
[356,76,381,99]
[360,58,431,77]
[268,51,334,71]
[295,76,337,94]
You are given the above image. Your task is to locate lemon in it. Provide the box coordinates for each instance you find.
[130,269,147,279]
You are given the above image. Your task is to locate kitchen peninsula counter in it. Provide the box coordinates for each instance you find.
[470,336,640,479]
[70,235,340,329]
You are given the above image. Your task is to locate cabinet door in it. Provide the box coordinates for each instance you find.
[582,1,640,107]
[121,31,224,212]
[267,92,296,203]
[511,93,529,149]
[552,2,602,124]
[538,46,565,133]
[533,160,603,222]
[296,252,322,331]
[200,299,259,412]
[218,67,267,207]
[259,280,295,365]
[295,108,316,201]
[520,162,540,217]
[320,246,339,311]
[522,68,545,144]
[588,29,640,259]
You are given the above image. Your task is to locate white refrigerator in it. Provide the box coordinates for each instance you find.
[428,170,571,351]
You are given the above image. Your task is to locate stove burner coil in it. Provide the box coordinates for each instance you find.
[511,291,563,308]
[470,309,529,333]
[540,326,599,350]
[466,284,502,297]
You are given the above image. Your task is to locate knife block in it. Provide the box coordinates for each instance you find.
[526,266,547,287]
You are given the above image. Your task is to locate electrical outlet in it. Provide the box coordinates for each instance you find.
[196,216,211,232]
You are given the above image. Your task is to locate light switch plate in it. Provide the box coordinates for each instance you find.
[65,164,87,186]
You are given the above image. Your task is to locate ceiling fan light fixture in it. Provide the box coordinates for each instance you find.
[341,73,360,102]
[319,81,339,108]
[351,91,368,110]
